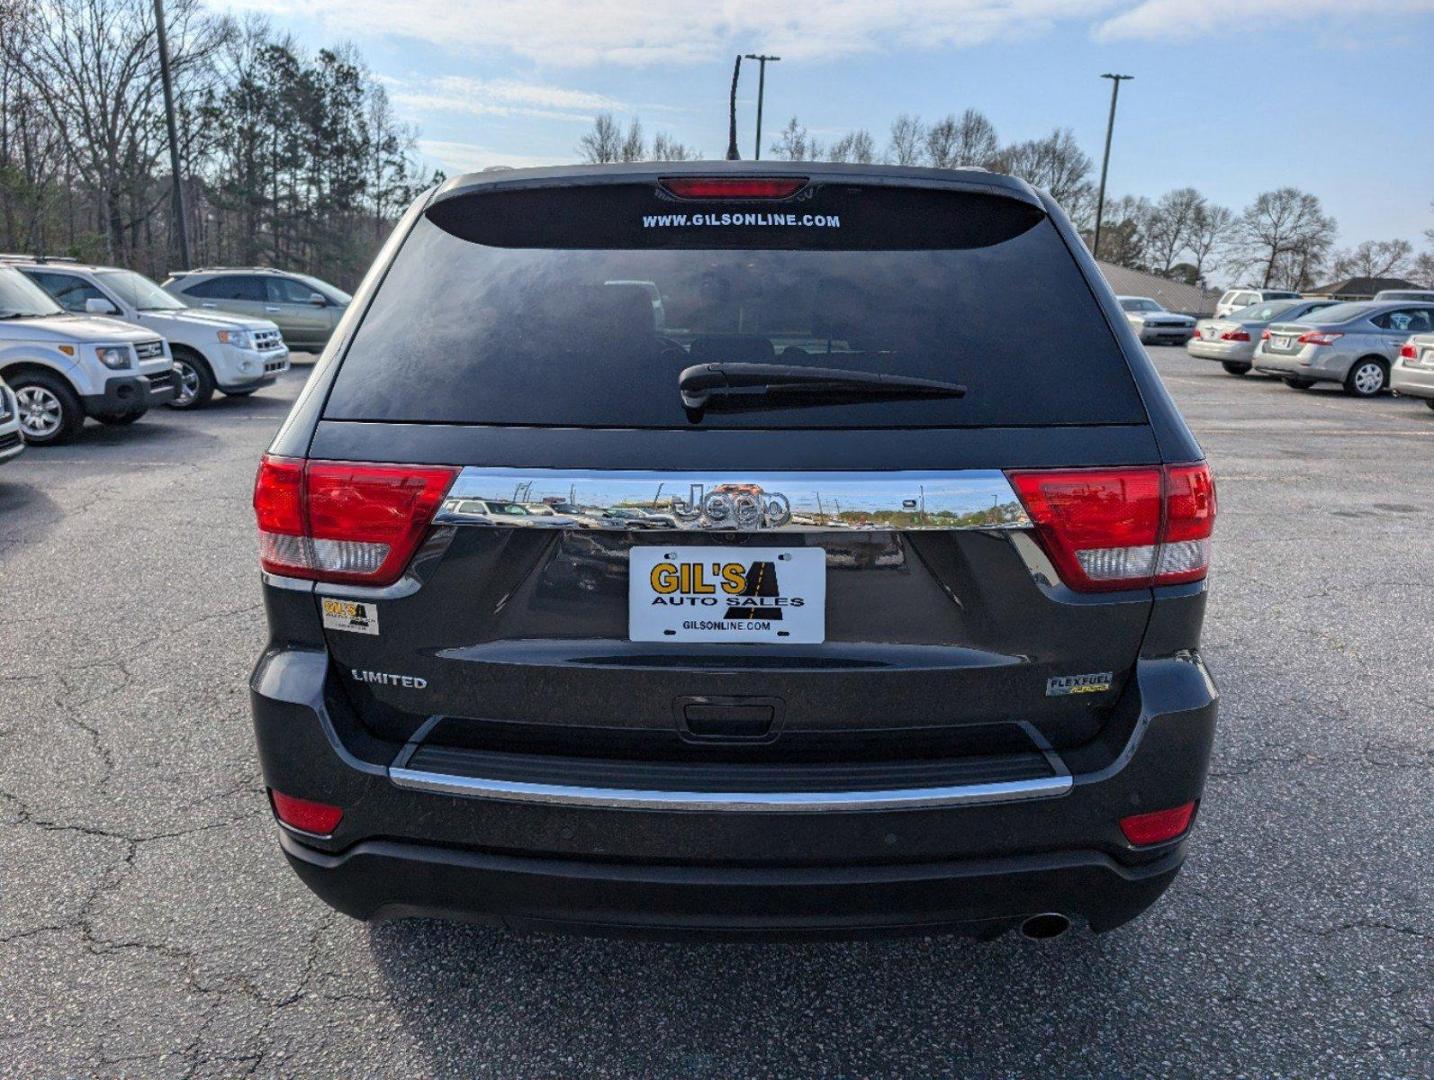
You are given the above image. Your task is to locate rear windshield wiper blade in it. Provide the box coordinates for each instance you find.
[678,362,966,411]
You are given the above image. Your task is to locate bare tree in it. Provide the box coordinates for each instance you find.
[924,109,997,168]
[1187,202,1235,285]
[577,112,624,164]
[619,117,646,163]
[1237,187,1336,289]
[886,114,925,166]
[1412,251,1434,288]
[1145,188,1204,276]
[827,129,875,164]
[650,131,698,161]
[769,116,822,162]
[1330,238,1414,280]
[992,128,1093,217]
[1087,194,1152,269]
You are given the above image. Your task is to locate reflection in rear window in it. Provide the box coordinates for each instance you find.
[326,212,1145,430]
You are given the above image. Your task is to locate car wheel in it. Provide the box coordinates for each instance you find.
[1344,358,1388,397]
[1221,362,1251,376]
[11,371,85,445]
[1283,377,1316,390]
[95,412,143,425]
[168,350,215,409]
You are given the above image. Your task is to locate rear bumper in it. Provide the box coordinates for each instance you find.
[1392,364,1434,400]
[1187,339,1255,362]
[251,642,1218,937]
[1254,347,1351,380]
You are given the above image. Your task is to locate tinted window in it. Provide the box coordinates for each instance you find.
[24,270,107,312]
[268,277,322,304]
[1373,308,1434,333]
[184,276,266,301]
[326,202,1144,430]
[1304,302,1375,325]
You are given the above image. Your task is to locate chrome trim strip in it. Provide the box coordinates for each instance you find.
[433,468,1030,532]
[388,767,1071,812]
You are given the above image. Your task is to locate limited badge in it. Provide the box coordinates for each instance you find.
[1046,671,1113,697]
[321,597,379,635]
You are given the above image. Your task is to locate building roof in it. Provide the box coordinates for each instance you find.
[1096,261,1215,315]
[1305,276,1419,298]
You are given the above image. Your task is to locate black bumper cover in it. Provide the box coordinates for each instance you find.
[81,372,177,414]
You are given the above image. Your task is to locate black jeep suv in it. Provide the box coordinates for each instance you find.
[250,163,1217,940]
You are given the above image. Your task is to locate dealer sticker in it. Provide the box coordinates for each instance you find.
[321,597,379,636]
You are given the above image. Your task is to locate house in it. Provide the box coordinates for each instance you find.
[1096,261,1218,315]
[1303,276,1421,301]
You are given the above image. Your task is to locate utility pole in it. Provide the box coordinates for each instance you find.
[742,54,781,160]
[153,0,191,268]
[725,56,742,160]
[1092,73,1133,262]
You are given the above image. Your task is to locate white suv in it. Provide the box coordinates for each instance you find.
[0,266,175,444]
[14,260,289,409]
[1214,287,1302,319]
[0,374,24,465]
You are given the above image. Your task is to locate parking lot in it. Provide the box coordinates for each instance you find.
[0,347,1430,1077]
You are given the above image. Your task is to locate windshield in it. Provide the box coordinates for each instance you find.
[296,274,351,305]
[99,269,186,311]
[326,211,1144,430]
[0,267,64,318]
[1119,298,1161,312]
[1294,302,1374,325]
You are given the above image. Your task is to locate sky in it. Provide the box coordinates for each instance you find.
[213,0,1434,256]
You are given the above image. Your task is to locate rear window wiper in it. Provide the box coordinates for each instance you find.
[678,362,966,412]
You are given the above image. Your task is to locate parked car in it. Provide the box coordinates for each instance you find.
[1391,333,1434,411]
[162,267,351,352]
[1253,301,1434,396]
[1373,289,1434,303]
[13,259,289,409]
[1214,287,1301,319]
[249,163,1218,940]
[1117,296,1197,345]
[1188,298,1340,375]
[0,265,175,444]
[0,374,24,465]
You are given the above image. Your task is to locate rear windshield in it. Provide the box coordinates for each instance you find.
[325,184,1145,429]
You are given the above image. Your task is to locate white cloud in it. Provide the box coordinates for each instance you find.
[389,75,626,122]
[217,0,1117,66]
[417,139,573,174]
[1094,0,1434,39]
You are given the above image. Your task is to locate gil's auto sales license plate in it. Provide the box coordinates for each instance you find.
[628,546,825,643]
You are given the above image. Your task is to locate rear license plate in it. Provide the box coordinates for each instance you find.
[629,546,826,643]
[1274,336,1292,349]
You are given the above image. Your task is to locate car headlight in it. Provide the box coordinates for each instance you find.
[217,329,253,349]
[94,345,132,370]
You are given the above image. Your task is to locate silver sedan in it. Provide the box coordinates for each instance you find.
[1188,299,1341,375]
[1391,332,1434,411]
[1253,301,1434,396]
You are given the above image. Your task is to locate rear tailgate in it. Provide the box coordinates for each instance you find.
[308,168,1166,763]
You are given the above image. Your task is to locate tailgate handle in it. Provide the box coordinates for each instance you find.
[677,697,780,741]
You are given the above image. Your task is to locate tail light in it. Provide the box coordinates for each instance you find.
[1260,330,1271,341]
[1119,801,1197,846]
[270,790,343,836]
[1007,463,1216,592]
[659,176,807,199]
[1297,331,1343,347]
[1400,341,1417,360]
[1220,329,1250,342]
[253,455,458,585]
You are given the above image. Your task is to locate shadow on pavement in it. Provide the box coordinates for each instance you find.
[0,478,63,550]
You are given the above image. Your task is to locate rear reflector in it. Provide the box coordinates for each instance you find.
[270,790,343,835]
[1119,801,1197,845]
[1007,463,1215,592]
[659,176,807,200]
[254,455,458,585]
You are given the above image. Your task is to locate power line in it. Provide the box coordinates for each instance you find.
[1092,73,1133,262]
[742,54,781,160]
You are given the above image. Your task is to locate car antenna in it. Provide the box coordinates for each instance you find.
[725,55,742,161]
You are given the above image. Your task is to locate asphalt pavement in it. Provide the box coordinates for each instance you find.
[0,349,1429,1077]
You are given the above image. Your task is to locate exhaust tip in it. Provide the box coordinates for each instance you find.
[1020,913,1071,941]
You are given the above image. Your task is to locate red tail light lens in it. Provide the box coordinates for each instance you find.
[659,176,807,200]
[1260,329,1271,340]
[1119,801,1197,845]
[1297,331,1342,347]
[270,790,343,836]
[1220,329,1250,342]
[254,455,458,585]
[1008,463,1215,592]
[1400,341,1417,359]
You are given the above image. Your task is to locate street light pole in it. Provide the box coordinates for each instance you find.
[1092,73,1133,262]
[743,54,780,160]
[153,0,191,268]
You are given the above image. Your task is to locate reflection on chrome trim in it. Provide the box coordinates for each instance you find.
[434,468,1030,532]
[388,767,1071,811]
